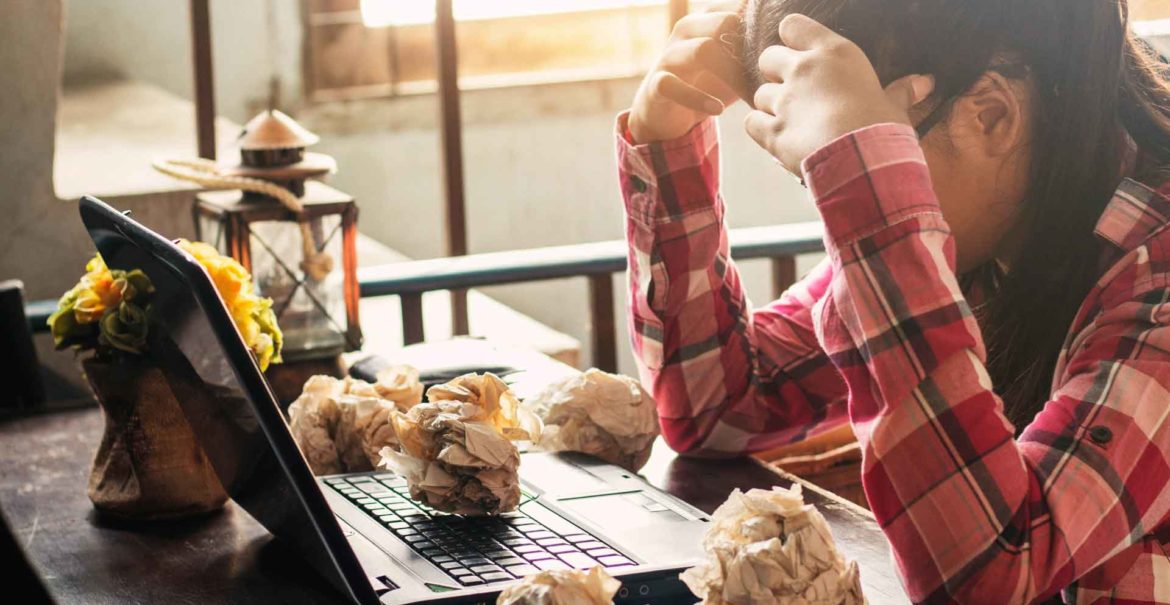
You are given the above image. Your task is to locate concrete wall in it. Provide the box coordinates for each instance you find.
[299,79,821,372]
[63,0,302,124]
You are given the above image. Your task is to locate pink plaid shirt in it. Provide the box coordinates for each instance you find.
[617,113,1170,604]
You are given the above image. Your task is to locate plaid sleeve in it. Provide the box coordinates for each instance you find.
[616,111,848,457]
[808,123,1170,603]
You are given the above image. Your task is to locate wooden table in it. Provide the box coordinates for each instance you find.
[0,342,908,604]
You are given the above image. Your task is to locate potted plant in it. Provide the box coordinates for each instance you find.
[47,241,283,520]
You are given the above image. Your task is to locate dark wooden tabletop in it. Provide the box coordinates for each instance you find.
[0,342,908,604]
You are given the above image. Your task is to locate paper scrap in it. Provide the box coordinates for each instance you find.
[286,368,424,475]
[496,566,621,605]
[681,485,866,605]
[379,373,541,515]
[525,369,659,471]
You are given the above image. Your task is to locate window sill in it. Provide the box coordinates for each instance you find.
[299,72,642,134]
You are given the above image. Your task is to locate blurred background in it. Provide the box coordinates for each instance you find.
[6,0,1170,377]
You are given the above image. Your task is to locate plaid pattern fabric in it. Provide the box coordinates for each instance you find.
[617,114,1170,604]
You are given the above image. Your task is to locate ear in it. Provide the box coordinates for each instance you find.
[950,71,1028,158]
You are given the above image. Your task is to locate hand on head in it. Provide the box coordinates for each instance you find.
[744,14,934,173]
[627,1,753,145]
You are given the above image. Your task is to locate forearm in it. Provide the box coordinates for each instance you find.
[617,112,847,456]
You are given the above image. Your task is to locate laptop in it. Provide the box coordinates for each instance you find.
[79,196,710,604]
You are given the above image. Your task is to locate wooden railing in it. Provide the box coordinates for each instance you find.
[26,222,824,372]
[360,222,823,371]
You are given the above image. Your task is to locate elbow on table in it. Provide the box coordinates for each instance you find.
[658,418,747,459]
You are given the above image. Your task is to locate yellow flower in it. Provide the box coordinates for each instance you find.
[49,253,154,353]
[177,240,283,371]
[180,240,222,263]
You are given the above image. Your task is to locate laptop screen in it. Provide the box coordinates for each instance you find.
[80,197,374,604]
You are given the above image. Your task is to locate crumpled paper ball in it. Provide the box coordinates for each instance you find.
[496,566,620,605]
[378,373,542,516]
[681,485,866,605]
[524,369,659,471]
[287,367,423,475]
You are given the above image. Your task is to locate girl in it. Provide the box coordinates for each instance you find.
[616,0,1170,603]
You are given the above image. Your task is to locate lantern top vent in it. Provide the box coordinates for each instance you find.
[238,109,320,151]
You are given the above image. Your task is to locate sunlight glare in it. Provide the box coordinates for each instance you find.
[360,0,667,27]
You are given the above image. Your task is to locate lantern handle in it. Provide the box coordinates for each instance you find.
[152,157,334,281]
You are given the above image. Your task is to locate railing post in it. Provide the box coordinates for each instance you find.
[435,0,470,336]
[772,256,797,299]
[588,274,618,373]
[401,293,425,345]
[189,0,216,160]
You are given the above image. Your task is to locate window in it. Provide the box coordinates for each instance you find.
[302,0,694,101]
[1133,0,1170,21]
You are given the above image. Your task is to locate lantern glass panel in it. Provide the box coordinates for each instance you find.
[248,215,347,359]
[198,213,227,253]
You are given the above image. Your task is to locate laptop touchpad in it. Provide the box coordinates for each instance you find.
[559,492,687,530]
[558,493,705,563]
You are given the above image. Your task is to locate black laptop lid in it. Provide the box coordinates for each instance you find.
[79,196,377,605]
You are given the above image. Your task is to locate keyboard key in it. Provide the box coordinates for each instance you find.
[598,555,636,568]
[439,561,465,570]
[535,559,571,571]
[526,530,555,540]
[512,545,542,554]
[421,547,444,557]
[448,567,473,577]
[562,534,592,544]
[547,544,578,555]
[585,548,619,558]
[432,555,454,564]
[505,564,539,577]
[479,572,513,583]
[396,528,419,537]
[559,552,598,569]
[325,477,347,485]
[457,576,484,586]
[524,508,586,537]
[404,534,429,544]
[470,564,503,574]
[522,552,554,562]
[462,557,491,567]
[536,538,567,547]
[502,537,532,547]
[493,556,525,567]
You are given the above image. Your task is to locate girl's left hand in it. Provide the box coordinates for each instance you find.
[744,14,935,173]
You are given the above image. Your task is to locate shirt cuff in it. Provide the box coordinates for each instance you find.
[800,123,941,246]
[615,111,721,226]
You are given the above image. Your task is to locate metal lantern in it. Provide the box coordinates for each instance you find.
[194,110,362,362]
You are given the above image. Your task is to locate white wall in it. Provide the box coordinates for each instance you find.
[306,80,821,373]
[63,0,302,124]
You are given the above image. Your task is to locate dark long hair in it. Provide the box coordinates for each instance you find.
[742,0,1170,429]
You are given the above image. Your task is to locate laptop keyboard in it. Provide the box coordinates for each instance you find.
[327,473,637,587]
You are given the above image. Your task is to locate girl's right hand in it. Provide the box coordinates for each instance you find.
[627,9,751,145]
